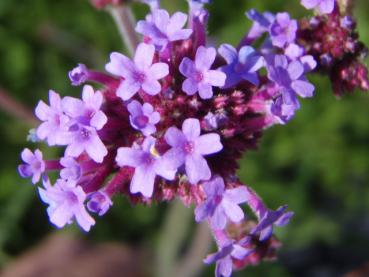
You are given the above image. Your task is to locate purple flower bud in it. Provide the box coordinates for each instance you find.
[106,43,169,100]
[136,9,193,50]
[195,177,249,230]
[179,46,226,99]
[38,178,95,232]
[162,118,223,184]
[219,44,264,88]
[87,191,112,216]
[69,64,89,86]
[18,148,45,184]
[269,13,298,48]
[127,100,160,136]
[116,136,176,197]
[301,0,335,14]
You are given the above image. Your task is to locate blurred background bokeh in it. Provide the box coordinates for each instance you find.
[1,0,369,276]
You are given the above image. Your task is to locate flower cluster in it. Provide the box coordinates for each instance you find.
[18,0,368,276]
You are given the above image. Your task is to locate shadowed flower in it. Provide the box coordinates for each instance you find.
[219,44,264,88]
[18,148,45,184]
[116,137,176,197]
[301,0,335,14]
[204,239,252,277]
[136,9,193,50]
[162,118,223,184]
[179,46,226,99]
[270,12,298,48]
[106,43,169,100]
[38,178,95,232]
[60,156,82,181]
[195,177,249,230]
[35,90,71,146]
[127,100,160,136]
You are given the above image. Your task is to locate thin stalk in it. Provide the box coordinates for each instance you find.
[107,4,140,56]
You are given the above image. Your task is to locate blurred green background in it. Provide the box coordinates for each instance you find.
[0,0,369,276]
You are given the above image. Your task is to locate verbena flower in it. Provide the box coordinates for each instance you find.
[69,63,89,86]
[179,46,226,99]
[106,43,169,100]
[38,178,95,231]
[163,118,223,184]
[18,148,45,184]
[195,176,249,230]
[60,156,81,181]
[35,90,71,146]
[136,9,193,50]
[204,239,252,277]
[301,0,335,14]
[116,136,176,197]
[127,100,160,136]
[270,12,298,48]
[218,44,264,88]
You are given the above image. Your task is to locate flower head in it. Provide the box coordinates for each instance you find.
[18,148,45,184]
[219,44,264,88]
[127,100,160,136]
[136,9,193,50]
[106,43,169,100]
[195,177,249,230]
[301,0,335,14]
[116,136,176,197]
[179,46,226,99]
[38,178,95,231]
[163,118,223,184]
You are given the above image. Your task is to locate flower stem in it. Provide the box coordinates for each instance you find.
[107,4,140,56]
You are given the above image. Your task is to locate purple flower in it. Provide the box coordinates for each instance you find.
[203,112,227,131]
[204,239,252,277]
[195,177,249,230]
[69,63,89,86]
[87,191,112,216]
[270,96,299,123]
[162,118,223,184]
[35,90,71,146]
[18,148,45,184]
[105,43,169,100]
[269,13,298,48]
[65,125,107,163]
[136,9,193,50]
[250,205,294,241]
[179,46,226,99]
[60,156,81,181]
[267,55,315,105]
[38,178,95,232]
[62,85,107,130]
[116,136,176,197]
[244,9,275,43]
[245,186,294,241]
[218,44,264,88]
[301,0,335,14]
[127,100,160,136]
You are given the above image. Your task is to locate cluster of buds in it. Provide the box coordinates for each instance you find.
[18,0,368,276]
[298,0,369,96]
